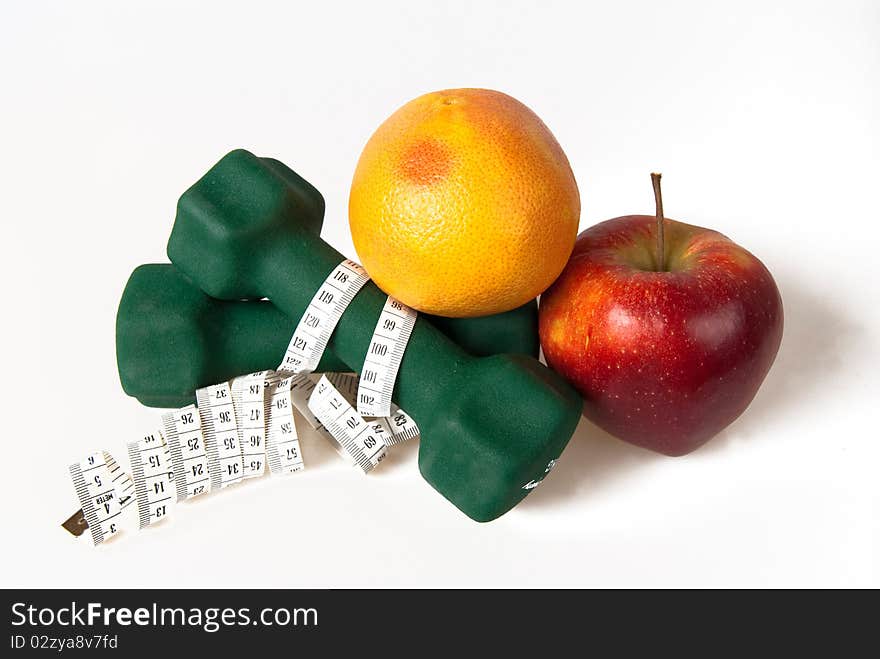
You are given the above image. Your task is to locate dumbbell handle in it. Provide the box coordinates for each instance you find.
[256,237,469,417]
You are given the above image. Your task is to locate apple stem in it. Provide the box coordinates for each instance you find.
[651,172,666,272]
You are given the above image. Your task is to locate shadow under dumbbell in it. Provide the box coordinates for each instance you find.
[520,414,656,509]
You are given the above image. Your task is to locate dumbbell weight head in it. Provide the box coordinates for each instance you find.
[168,149,582,522]
[421,352,579,520]
[116,264,350,408]
[172,151,325,300]
[117,264,541,408]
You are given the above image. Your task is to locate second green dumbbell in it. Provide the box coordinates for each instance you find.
[117,264,540,408]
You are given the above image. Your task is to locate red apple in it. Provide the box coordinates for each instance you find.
[539,175,783,456]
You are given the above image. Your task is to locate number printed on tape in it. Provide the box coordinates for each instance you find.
[127,431,175,529]
[307,375,388,473]
[104,452,136,513]
[197,382,244,489]
[68,452,130,546]
[323,372,421,445]
[358,296,417,418]
[232,372,267,479]
[264,373,305,475]
[287,371,325,429]
[163,405,210,501]
[278,259,370,374]
[66,368,415,545]
[383,403,421,445]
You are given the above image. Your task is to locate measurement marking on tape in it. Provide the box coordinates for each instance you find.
[308,375,388,473]
[231,372,267,479]
[102,454,135,511]
[357,296,417,418]
[66,368,415,544]
[304,372,361,461]
[323,372,421,446]
[127,431,175,529]
[162,405,210,501]
[197,382,244,489]
[278,259,370,375]
[280,259,420,442]
[68,452,125,546]
[264,373,305,475]
[286,371,324,429]
[383,404,421,445]
[68,461,104,546]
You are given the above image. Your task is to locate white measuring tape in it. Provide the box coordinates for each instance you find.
[197,382,244,490]
[263,372,305,475]
[357,296,417,418]
[308,375,389,472]
[278,259,370,375]
[68,451,135,545]
[162,405,210,501]
[65,258,424,545]
[277,259,421,465]
[383,404,421,445]
[310,372,420,445]
[66,374,310,545]
[126,431,174,529]
[231,371,268,479]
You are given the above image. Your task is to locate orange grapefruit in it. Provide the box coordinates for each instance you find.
[349,88,580,317]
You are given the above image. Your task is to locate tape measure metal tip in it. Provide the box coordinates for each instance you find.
[61,509,88,537]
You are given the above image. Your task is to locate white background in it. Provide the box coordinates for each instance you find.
[2,1,878,588]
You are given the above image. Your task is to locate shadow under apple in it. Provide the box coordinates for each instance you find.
[522,414,657,508]
[696,275,857,454]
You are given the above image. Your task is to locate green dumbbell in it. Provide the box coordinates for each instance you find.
[116,263,540,408]
[116,264,347,408]
[167,149,581,522]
